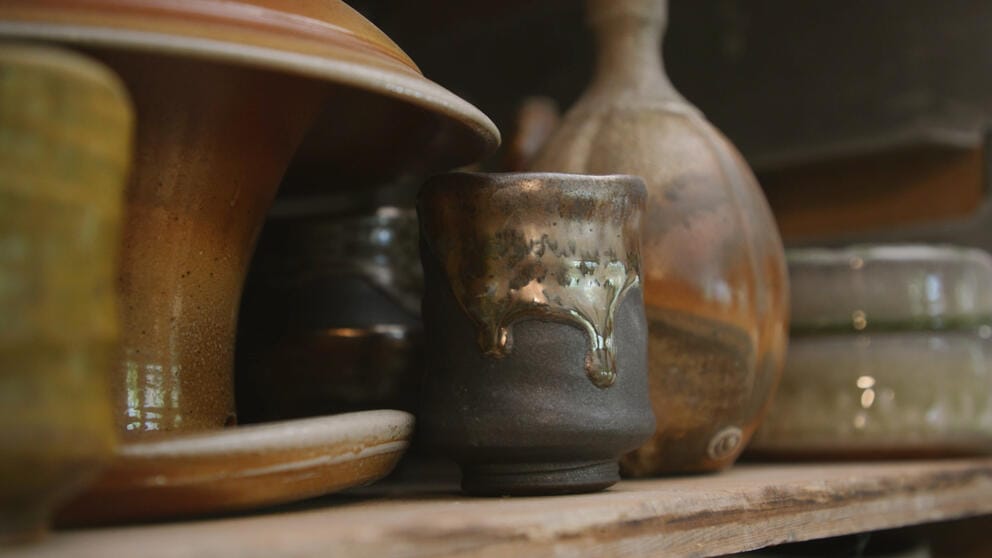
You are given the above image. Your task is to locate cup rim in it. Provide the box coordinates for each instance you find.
[419,171,648,201]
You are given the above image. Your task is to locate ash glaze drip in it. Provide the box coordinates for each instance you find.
[419,173,645,388]
[471,233,639,388]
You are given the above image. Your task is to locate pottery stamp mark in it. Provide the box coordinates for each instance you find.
[708,426,743,461]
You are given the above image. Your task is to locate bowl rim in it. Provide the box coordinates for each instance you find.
[0,16,500,169]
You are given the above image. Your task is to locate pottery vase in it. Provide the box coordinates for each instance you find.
[418,172,655,495]
[529,0,789,474]
[0,45,131,542]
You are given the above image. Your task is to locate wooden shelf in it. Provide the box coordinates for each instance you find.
[10,458,992,558]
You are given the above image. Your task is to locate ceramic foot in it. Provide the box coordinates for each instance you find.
[461,460,619,496]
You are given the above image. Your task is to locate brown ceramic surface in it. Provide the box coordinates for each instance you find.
[0,0,500,178]
[530,0,788,474]
[57,410,414,525]
[0,2,498,441]
[95,51,323,437]
[0,0,418,72]
[0,44,131,541]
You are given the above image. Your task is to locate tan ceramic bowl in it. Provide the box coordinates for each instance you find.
[0,0,498,440]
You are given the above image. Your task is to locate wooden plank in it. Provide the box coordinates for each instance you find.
[7,459,992,558]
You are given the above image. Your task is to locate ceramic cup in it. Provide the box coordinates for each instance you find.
[0,45,131,542]
[417,172,655,496]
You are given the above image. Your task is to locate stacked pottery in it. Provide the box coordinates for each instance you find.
[0,44,132,542]
[0,0,497,522]
[418,172,655,496]
[751,246,992,458]
[529,0,788,474]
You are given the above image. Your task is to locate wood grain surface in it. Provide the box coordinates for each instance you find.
[5,459,992,557]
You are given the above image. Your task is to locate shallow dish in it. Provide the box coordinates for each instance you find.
[56,410,414,525]
[750,331,992,457]
[789,245,992,333]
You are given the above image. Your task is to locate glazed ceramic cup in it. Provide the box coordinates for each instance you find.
[417,172,655,496]
[0,45,131,542]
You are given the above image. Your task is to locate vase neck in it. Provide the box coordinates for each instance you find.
[587,0,677,98]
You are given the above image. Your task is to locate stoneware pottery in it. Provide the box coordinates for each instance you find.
[418,172,655,496]
[748,331,992,458]
[529,0,789,475]
[0,0,500,187]
[0,0,496,519]
[237,206,422,422]
[0,0,497,440]
[789,245,992,333]
[0,44,131,542]
[750,245,992,457]
[57,410,415,525]
[504,96,561,172]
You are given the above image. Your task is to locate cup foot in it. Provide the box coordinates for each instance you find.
[461,460,619,496]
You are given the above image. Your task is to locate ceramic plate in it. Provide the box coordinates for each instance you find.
[56,410,414,525]
[750,331,992,457]
[789,245,992,332]
[0,0,500,183]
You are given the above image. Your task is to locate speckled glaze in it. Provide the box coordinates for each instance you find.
[0,0,499,439]
[530,0,788,474]
[418,172,655,495]
[0,45,131,542]
[103,51,323,437]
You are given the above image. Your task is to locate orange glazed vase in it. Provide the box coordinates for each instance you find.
[530,0,789,474]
